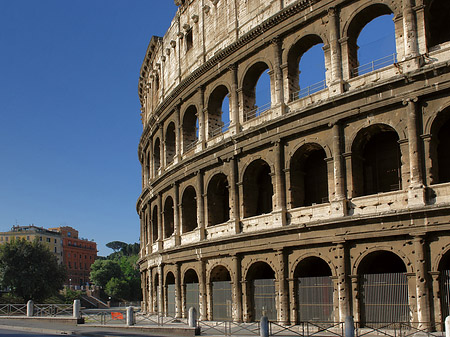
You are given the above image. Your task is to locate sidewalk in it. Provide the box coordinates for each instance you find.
[0,317,197,336]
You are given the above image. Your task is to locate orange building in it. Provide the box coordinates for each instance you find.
[49,226,97,287]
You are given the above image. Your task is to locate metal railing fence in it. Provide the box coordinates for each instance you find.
[34,303,73,316]
[0,303,27,316]
[244,102,272,122]
[351,53,397,77]
[291,80,327,102]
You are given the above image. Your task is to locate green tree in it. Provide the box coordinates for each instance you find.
[0,238,66,302]
[105,277,130,300]
[106,241,126,253]
[89,259,122,288]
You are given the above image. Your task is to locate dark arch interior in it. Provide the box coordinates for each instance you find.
[438,250,450,271]
[242,62,270,116]
[247,262,275,280]
[182,186,197,233]
[154,138,161,171]
[437,118,450,183]
[208,85,230,136]
[164,197,174,238]
[210,265,231,282]
[426,0,450,48]
[152,205,158,242]
[166,123,176,164]
[358,250,406,274]
[294,257,332,277]
[184,269,199,283]
[183,106,198,151]
[207,173,230,226]
[166,272,175,285]
[243,160,273,217]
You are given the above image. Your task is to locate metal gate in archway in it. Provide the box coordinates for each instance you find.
[297,276,333,321]
[253,279,276,321]
[360,272,409,325]
[440,270,450,320]
[167,284,175,316]
[212,280,232,321]
[186,283,199,315]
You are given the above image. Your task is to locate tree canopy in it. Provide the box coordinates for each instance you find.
[106,241,127,252]
[0,238,66,302]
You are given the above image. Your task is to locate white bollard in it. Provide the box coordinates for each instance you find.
[26,300,34,317]
[73,299,81,319]
[445,316,450,337]
[126,306,134,326]
[260,316,269,337]
[188,307,197,328]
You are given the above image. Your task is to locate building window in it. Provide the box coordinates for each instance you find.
[54,239,57,243]
[54,247,57,253]
[186,29,193,51]
[40,236,42,241]
[46,238,50,242]
[27,236,30,240]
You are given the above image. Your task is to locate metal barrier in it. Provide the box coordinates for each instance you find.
[34,304,73,317]
[0,304,27,316]
[244,102,272,122]
[81,309,127,325]
[355,322,445,337]
[291,80,327,102]
[198,321,260,336]
[351,53,397,77]
[210,120,232,138]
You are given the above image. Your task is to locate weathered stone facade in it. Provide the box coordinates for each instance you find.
[137,0,450,326]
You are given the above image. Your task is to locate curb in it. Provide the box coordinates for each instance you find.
[0,324,75,335]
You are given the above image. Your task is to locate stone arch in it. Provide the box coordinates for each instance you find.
[165,121,176,165]
[165,271,176,316]
[207,173,230,226]
[432,243,450,272]
[342,2,396,78]
[355,249,410,325]
[286,34,325,101]
[181,185,197,233]
[209,264,232,321]
[241,60,272,120]
[184,268,200,316]
[425,0,450,49]
[163,196,175,239]
[352,246,413,275]
[293,256,334,322]
[153,137,161,172]
[245,261,277,321]
[207,84,230,137]
[351,124,402,197]
[242,159,273,218]
[428,106,450,184]
[182,105,198,152]
[151,204,158,243]
[289,143,329,207]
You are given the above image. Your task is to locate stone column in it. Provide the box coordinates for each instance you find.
[175,104,182,162]
[335,242,350,321]
[149,136,154,179]
[159,126,165,170]
[402,0,419,60]
[206,281,213,320]
[198,86,206,149]
[175,263,182,318]
[271,37,285,111]
[196,171,205,240]
[331,123,347,216]
[343,153,353,199]
[429,272,441,327]
[157,193,163,249]
[421,134,433,185]
[174,182,181,245]
[241,280,249,322]
[350,275,359,322]
[229,157,241,234]
[327,7,344,94]
[158,265,164,315]
[148,268,154,313]
[231,254,243,322]
[147,202,152,250]
[288,278,296,324]
[274,141,287,226]
[229,64,240,135]
[277,249,289,324]
[404,98,426,206]
[199,259,207,321]
[414,235,431,329]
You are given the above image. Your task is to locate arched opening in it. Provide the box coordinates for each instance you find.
[183,106,198,152]
[184,269,199,315]
[438,250,450,321]
[145,151,150,182]
[164,197,174,239]
[352,125,401,197]
[287,35,325,101]
[242,62,271,121]
[208,85,230,137]
[294,257,333,322]
[246,262,276,321]
[166,272,176,316]
[290,144,328,208]
[210,265,232,321]
[347,5,395,77]
[436,118,450,183]
[243,159,273,218]
[166,122,176,165]
[154,138,161,173]
[425,0,450,49]
[152,205,158,243]
[358,251,408,325]
[207,173,230,226]
[182,186,197,233]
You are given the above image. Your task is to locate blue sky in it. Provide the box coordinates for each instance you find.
[0,2,394,257]
[0,1,177,256]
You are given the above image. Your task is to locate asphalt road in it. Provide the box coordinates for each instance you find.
[0,328,68,336]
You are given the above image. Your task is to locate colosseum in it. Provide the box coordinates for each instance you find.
[136,0,450,327]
